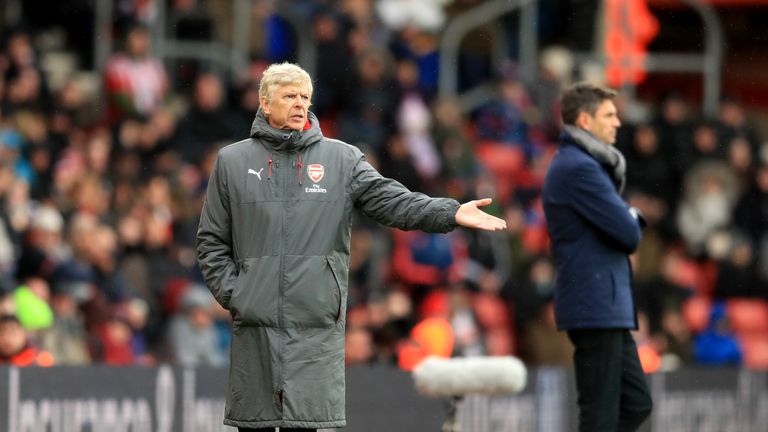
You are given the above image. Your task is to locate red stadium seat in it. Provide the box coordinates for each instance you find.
[726,299,768,335]
[682,295,712,333]
[474,141,526,176]
[472,293,511,330]
[474,141,526,201]
[738,334,768,370]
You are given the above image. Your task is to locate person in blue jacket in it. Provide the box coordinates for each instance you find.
[542,83,653,431]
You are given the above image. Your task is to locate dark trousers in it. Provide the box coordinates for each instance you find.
[567,329,653,432]
[237,428,315,432]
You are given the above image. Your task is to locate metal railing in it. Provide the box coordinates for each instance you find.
[93,0,318,79]
[438,0,724,116]
[438,0,539,113]
[91,0,722,115]
[646,0,723,117]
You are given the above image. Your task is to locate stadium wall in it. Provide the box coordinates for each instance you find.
[0,366,767,431]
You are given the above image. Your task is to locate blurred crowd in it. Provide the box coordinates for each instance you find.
[0,0,767,372]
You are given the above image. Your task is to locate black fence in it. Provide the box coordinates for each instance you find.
[1,365,766,431]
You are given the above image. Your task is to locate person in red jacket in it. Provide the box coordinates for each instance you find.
[0,314,54,366]
[103,22,168,125]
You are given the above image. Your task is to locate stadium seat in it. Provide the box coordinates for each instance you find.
[472,293,511,330]
[726,299,768,335]
[474,141,526,201]
[474,142,526,175]
[737,334,768,370]
[682,295,712,333]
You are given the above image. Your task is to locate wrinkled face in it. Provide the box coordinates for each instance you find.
[261,84,310,131]
[578,99,621,145]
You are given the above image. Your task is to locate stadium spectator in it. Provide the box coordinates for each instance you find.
[693,301,742,366]
[621,124,675,207]
[15,111,57,200]
[337,49,397,152]
[89,309,136,365]
[474,76,536,159]
[653,92,693,188]
[229,77,264,144]
[2,0,768,380]
[346,223,389,308]
[307,6,355,117]
[0,313,54,366]
[16,204,66,282]
[103,22,168,125]
[1,28,52,115]
[431,97,479,191]
[717,95,762,157]
[531,46,573,139]
[712,230,764,298]
[733,162,768,242]
[388,24,441,101]
[686,121,727,169]
[450,286,486,357]
[167,285,225,367]
[377,133,424,193]
[175,73,239,164]
[658,305,693,368]
[677,160,740,255]
[345,325,375,365]
[395,64,441,182]
[39,277,91,365]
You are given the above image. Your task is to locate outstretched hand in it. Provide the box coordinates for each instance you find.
[455,198,507,231]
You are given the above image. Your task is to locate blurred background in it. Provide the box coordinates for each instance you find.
[0,0,768,429]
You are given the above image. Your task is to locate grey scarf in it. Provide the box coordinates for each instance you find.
[564,124,626,194]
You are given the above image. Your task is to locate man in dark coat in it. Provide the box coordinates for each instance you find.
[542,83,653,431]
[196,62,506,432]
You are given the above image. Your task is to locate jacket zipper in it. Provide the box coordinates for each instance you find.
[277,155,285,418]
[297,154,303,185]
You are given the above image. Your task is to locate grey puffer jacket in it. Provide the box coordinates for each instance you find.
[196,109,460,429]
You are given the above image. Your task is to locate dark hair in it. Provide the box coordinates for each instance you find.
[0,313,20,324]
[560,82,617,125]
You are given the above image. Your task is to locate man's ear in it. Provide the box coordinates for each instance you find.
[575,111,591,130]
[260,96,270,115]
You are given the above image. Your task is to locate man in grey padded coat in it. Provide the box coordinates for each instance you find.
[196,62,506,432]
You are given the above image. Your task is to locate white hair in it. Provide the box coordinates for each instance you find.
[259,62,313,105]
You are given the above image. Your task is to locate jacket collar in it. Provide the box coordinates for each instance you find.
[561,125,626,194]
[250,108,323,153]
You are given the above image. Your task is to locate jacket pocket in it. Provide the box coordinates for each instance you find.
[327,256,344,323]
[283,255,342,327]
[229,256,281,326]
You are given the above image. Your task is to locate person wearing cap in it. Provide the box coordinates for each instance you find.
[168,285,225,367]
[16,204,66,282]
[197,62,507,432]
[0,313,54,367]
